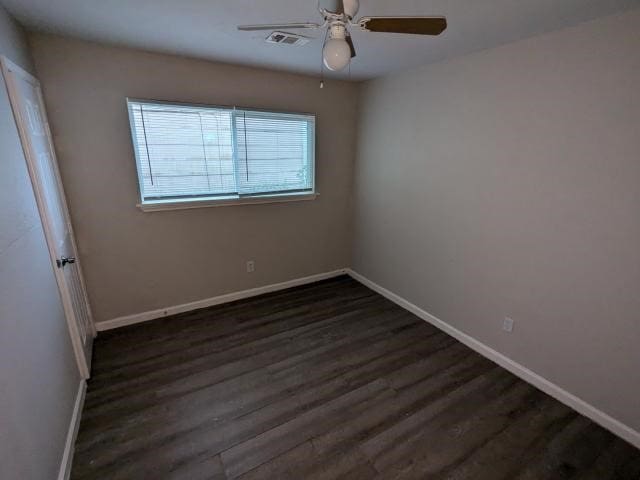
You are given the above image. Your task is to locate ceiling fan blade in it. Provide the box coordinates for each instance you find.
[358,16,447,35]
[343,0,360,18]
[238,22,321,31]
[345,32,356,58]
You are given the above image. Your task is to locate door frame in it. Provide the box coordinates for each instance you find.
[1,55,95,379]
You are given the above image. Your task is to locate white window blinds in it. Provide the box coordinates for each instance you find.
[127,99,315,204]
[235,110,314,195]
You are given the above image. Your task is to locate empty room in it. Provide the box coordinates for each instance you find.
[1,0,639,478]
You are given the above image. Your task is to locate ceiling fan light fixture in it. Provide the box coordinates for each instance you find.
[323,24,351,71]
[323,38,350,71]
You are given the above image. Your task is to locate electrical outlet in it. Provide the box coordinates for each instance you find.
[246,260,255,273]
[503,317,514,333]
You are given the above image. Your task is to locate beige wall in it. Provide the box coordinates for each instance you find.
[0,7,81,480]
[353,10,640,432]
[29,34,358,323]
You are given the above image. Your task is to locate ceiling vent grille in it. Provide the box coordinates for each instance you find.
[266,31,310,46]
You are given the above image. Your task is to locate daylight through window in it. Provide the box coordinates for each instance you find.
[127,99,315,206]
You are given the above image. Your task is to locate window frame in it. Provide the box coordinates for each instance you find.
[126,98,317,211]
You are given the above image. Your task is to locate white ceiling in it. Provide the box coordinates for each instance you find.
[2,0,639,81]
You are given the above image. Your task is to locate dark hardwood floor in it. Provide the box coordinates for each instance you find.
[72,275,640,479]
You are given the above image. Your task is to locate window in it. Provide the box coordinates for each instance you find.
[127,99,315,210]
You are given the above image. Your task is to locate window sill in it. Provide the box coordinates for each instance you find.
[137,192,318,212]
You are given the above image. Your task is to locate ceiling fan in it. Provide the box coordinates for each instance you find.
[238,0,447,72]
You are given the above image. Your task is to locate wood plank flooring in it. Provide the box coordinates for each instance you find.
[72,275,640,479]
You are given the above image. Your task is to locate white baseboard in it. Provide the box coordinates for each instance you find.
[58,380,86,480]
[95,269,349,332]
[346,268,640,450]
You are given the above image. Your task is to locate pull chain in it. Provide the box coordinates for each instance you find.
[320,25,329,89]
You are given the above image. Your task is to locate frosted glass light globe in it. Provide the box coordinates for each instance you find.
[323,38,351,71]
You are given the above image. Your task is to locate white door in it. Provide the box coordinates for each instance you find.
[1,56,94,379]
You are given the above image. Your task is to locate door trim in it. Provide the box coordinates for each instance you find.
[1,55,95,378]
[57,380,86,480]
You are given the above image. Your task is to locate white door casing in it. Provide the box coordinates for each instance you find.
[1,56,94,379]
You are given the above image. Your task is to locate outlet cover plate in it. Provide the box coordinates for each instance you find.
[503,317,514,333]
